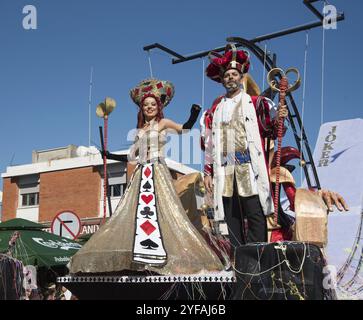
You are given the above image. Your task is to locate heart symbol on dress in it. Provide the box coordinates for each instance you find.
[141,194,153,204]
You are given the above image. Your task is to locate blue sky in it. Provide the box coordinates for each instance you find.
[0,0,362,190]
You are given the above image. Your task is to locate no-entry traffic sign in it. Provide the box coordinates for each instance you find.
[51,211,81,240]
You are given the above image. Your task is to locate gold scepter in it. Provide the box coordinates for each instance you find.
[267,68,301,227]
[96,97,116,224]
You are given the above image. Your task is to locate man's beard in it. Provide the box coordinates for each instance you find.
[224,80,240,93]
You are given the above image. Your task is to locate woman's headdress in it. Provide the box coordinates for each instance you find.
[130,78,175,108]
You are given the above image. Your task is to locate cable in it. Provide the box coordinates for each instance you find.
[300,32,309,185]
[202,58,205,109]
[262,43,268,92]
[321,1,327,126]
[147,51,154,79]
[233,242,307,276]
[201,58,206,173]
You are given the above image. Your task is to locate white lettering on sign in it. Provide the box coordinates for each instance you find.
[54,256,71,263]
[81,224,100,235]
[318,126,337,167]
[32,238,82,251]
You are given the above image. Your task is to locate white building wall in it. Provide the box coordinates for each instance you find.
[16,206,39,222]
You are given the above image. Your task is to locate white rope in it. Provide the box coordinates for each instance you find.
[202,58,205,108]
[147,51,154,79]
[300,32,309,185]
[262,43,268,92]
[321,1,327,126]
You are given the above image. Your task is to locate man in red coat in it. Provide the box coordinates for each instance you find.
[201,44,349,257]
[200,44,288,253]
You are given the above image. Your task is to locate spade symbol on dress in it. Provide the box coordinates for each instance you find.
[142,181,152,191]
[141,206,154,219]
[140,239,159,250]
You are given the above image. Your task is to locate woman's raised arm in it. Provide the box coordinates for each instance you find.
[161,104,201,134]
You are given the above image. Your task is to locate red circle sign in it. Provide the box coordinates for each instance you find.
[51,210,81,240]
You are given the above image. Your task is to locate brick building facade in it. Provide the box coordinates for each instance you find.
[1,145,196,237]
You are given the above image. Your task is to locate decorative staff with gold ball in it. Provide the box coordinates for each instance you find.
[96,97,116,223]
[267,68,301,227]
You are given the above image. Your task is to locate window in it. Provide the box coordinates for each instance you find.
[108,183,127,198]
[21,192,39,207]
[19,182,40,207]
[103,166,127,199]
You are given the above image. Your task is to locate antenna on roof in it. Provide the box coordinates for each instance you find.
[9,153,15,166]
[88,66,94,147]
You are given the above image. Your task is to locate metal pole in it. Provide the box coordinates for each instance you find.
[88,67,93,147]
[143,43,186,60]
[304,0,324,20]
[167,15,344,64]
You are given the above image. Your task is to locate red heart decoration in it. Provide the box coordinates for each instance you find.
[141,194,153,204]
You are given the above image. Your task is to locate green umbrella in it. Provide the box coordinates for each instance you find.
[0,218,82,268]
